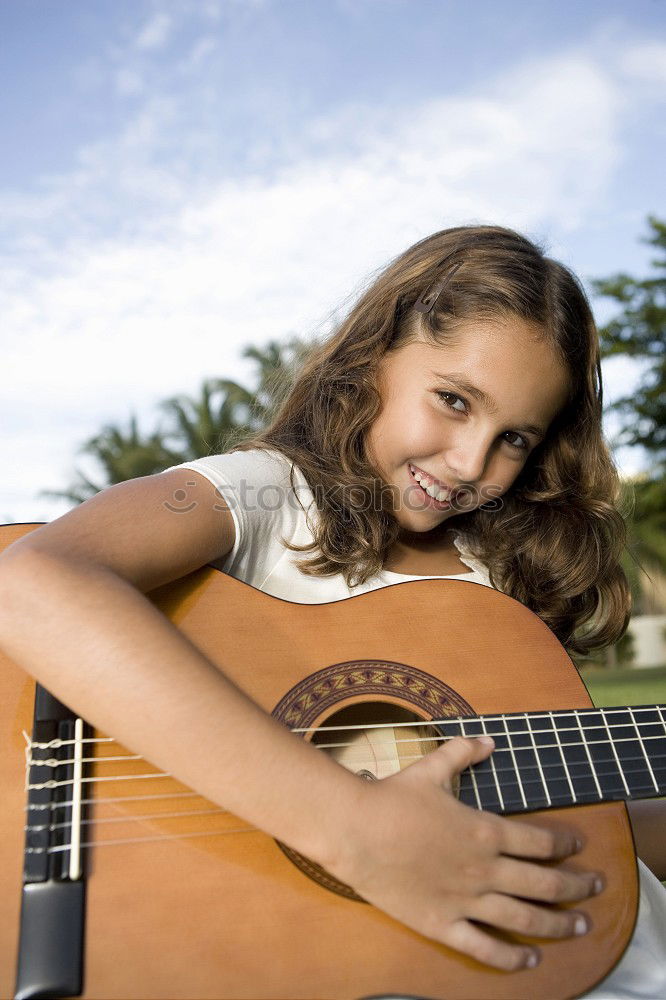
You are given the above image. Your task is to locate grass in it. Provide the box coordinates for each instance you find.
[579,664,666,708]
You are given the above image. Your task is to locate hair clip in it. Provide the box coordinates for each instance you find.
[413,260,465,315]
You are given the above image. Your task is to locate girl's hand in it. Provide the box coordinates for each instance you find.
[323,736,602,972]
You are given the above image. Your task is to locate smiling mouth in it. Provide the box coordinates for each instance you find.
[408,465,457,509]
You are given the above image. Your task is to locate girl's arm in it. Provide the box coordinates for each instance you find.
[0,470,358,862]
[0,470,601,972]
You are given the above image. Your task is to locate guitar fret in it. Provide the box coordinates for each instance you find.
[502,715,527,810]
[600,709,632,798]
[508,715,550,811]
[632,705,666,795]
[578,709,627,799]
[641,707,666,794]
[468,760,482,811]
[443,718,482,811]
[467,760,482,810]
[551,711,599,804]
[479,715,528,812]
[479,716,505,812]
[549,711,577,804]
[460,717,502,812]
[573,709,603,801]
[533,714,573,806]
[525,712,551,808]
[606,708,661,798]
[628,707,659,794]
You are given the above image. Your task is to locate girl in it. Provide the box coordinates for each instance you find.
[1,224,665,997]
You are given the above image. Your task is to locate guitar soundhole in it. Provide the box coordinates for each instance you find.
[310,701,438,778]
[271,659,474,901]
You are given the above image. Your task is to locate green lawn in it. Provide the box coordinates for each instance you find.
[580,664,666,708]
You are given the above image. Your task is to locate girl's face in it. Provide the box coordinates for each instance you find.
[364,315,571,537]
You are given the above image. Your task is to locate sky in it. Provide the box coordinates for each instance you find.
[1,0,664,523]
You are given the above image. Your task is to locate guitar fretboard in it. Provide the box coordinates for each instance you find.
[439,706,666,814]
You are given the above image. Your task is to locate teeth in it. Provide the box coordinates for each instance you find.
[409,465,452,503]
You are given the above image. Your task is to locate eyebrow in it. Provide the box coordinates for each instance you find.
[430,370,546,438]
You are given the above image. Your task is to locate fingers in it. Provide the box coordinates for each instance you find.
[470,892,590,941]
[418,735,495,791]
[498,815,582,861]
[491,855,602,904]
[440,887,593,971]
[443,919,538,972]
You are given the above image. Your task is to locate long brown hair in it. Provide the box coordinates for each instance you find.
[232,224,631,657]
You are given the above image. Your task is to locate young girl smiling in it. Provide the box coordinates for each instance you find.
[1,224,664,997]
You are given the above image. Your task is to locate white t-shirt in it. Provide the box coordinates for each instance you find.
[164,447,666,999]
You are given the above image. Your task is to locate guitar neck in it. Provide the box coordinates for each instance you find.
[442,705,666,814]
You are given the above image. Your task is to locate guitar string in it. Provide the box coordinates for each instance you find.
[24,749,666,803]
[28,805,237,830]
[27,827,258,852]
[27,723,666,768]
[24,729,666,793]
[23,710,666,780]
[24,748,665,847]
[26,744,665,858]
[25,789,202,811]
[29,737,657,816]
[25,704,666,750]
[23,745,666,839]
[26,746,666,835]
[26,753,664,853]
[296,704,666,735]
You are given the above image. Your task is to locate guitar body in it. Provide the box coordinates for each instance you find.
[0,524,637,999]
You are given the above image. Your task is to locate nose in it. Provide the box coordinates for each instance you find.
[443,429,495,487]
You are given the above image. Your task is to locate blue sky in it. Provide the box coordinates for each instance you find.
[1,0,664,522]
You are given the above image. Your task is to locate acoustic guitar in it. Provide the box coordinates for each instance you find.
[1,522,664,1000]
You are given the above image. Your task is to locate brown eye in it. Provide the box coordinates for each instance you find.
[436,391,467,414]
[503,431,529,451]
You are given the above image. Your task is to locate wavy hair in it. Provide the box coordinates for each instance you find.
[232,224,631,657]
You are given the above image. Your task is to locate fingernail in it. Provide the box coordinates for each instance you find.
[593,876,604,895]
[478,736,495,747]
[574,915,588,935]
[574,837,584,852]
[525,949,540,968]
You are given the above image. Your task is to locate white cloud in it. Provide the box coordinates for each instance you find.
[0,37,660,520]
[619,42,666,84]
[135,12,172,51]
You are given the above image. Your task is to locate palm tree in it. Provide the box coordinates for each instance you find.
[40,415,185,505]
[158,335,317,457]
[40,334,316,504]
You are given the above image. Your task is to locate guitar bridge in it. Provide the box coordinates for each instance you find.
[14,684,88,1000]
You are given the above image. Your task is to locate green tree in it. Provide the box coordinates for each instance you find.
[40,415,185,505]
[158,335,316,457]
[591,215,666,657]
[618,472,666,617]
[42,334,316,504]
[592,215,666,462]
